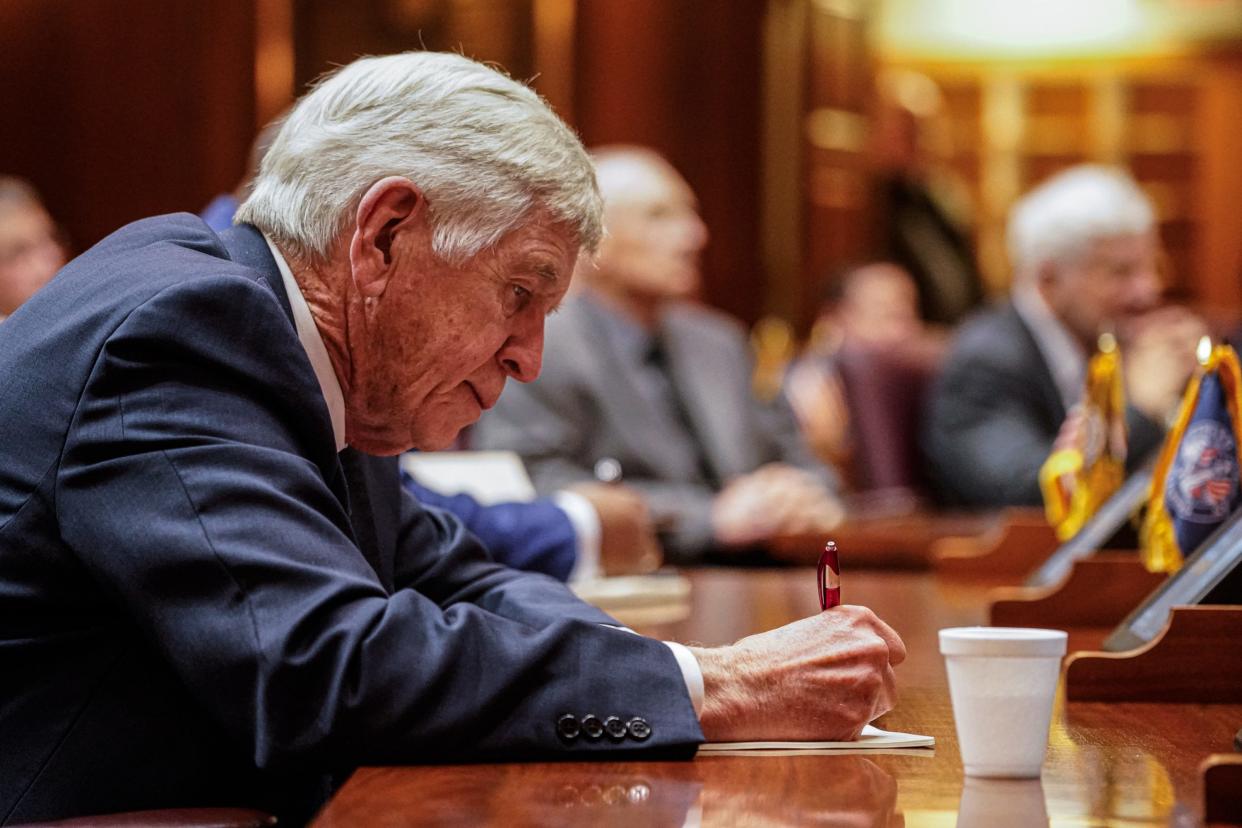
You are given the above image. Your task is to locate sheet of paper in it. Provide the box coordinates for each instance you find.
[698,724,933,755]
[400,451,536,504]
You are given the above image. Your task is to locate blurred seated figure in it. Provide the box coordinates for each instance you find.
[784,262,945,494]
[873,70,984,326]
[202,121,658,581]
[0,176,67,321]
[474,146,843,563]
[923,165,1204,508]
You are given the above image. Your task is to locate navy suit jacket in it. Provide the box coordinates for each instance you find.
[400,474,578,581]
[0,215,701,824]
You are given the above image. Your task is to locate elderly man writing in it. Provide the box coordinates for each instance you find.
[0,53,904,823]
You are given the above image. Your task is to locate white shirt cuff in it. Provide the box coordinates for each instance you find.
[553,489,602,583]
[664,641,705,717]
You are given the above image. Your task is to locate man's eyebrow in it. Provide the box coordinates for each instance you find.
[533,263,559,283]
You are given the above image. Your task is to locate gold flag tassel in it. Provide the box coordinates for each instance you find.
[1039,334,1127,541]
[1140,341,1242,573]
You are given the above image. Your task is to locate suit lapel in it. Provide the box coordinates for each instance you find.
[217,223,294,324]
[216,224,354,534]
[570,299,705,481]
[337,450,397,591]
[1005,303,1069,426]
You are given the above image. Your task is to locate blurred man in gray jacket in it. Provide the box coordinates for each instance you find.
[476,147,843,562]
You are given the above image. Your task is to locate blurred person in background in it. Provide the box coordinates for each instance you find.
[785,262,944,491]
[873,70,985,326]
[475,146,844,562]
[923,164,1204,508]
[0,176,67,321]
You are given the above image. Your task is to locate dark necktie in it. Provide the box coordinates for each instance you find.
[644,337,719,488]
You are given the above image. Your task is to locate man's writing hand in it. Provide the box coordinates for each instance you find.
[689,607,906,742]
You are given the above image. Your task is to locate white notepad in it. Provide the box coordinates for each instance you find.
[698,724,934,755]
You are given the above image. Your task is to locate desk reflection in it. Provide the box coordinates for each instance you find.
[956,777,1047,827]
[696,755,902,827]
[318,756,903,827]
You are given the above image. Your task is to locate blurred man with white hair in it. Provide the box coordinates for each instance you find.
[0,55,905,823]
[923,164,1202,507]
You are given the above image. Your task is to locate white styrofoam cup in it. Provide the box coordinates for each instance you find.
[939,627,1067,778]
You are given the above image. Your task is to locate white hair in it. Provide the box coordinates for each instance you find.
[236,51,601,263]
[1007,165,1155,282]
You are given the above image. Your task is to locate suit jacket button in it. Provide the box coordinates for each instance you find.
[626,716,652,741]
[603,715,627,741]
[581,714,605,740]
[557,713,581,741]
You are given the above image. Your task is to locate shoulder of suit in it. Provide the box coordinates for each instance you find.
[662,301,747,343]
[80,213,274,299]
[944,302,1034,371]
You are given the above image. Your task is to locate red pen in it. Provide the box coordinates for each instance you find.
[818,540,841,610]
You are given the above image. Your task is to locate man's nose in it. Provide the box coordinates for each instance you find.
[685,213,709,251]
[499,317,545,383]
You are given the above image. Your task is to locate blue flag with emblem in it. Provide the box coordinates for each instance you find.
[1142,343,1242,571]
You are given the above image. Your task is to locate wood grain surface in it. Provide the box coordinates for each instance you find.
[312,569,1242,826]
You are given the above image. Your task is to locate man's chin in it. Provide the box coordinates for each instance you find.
[346,411,475,455]
[407,419,476,453]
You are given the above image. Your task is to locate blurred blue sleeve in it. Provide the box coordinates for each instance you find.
[400,472,578,581]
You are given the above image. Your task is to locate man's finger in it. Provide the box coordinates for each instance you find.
[873,618,907,666]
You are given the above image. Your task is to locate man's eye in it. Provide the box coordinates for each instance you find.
[504,283,533,315]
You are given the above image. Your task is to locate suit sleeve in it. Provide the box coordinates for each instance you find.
[400,472,578,581]
[474,374,721,563]
[56,276,702,771]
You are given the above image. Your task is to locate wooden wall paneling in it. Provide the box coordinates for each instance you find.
[255,0,295,130]
[574,0,765,325]
[800,0,874,332]
[293,0,536,92]
[531,0,577,121]
[760,0,810,327]
[0,0,255,253]
[1194,54,1242,312]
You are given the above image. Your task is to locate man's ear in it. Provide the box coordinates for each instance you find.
[349,176,427,300]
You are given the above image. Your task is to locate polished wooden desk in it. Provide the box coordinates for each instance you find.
[312,569,1241,826]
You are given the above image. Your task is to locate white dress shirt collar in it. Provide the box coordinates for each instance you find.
[261,233,347,451]
[1012,285,1087,412]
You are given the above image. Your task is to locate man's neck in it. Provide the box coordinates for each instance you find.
[280,243,356,400]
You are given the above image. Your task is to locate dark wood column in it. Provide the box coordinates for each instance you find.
[0,0,256,252]
[573,0,766,325]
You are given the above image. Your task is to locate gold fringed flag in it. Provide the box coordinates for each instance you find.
[1039,334,1128,541]
[1140,341,1242,573]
